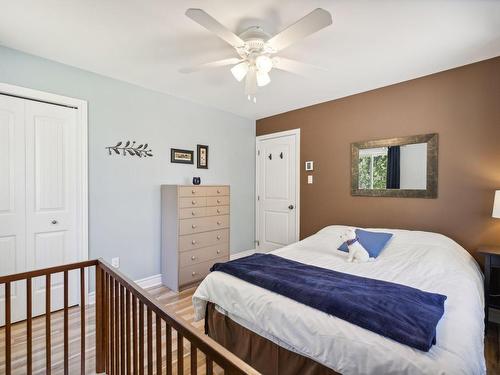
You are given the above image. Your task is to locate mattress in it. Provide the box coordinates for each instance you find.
[192,225,485,374]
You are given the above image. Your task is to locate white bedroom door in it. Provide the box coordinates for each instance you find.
[256,129,300,252]
[0,94,81,324]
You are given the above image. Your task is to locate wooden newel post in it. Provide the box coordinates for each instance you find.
[95,265,106,373]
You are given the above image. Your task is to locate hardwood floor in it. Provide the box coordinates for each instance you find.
[1,284,499,374]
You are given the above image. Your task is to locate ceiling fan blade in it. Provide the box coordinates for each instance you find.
[266,8,332,52]
[179,58,242,74]
[273,57,326,76]
[245,67,257,95]
[186,9,245,48]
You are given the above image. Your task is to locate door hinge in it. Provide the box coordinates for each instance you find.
[257,195,260,201]
[255,240,260,247]
[257,150,260,156]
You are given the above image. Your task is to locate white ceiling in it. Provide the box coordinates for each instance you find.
[0,0,499,120]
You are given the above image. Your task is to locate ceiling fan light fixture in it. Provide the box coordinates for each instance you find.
[231,62,249,81]
[256,70,271,87]
[255,55,273,73]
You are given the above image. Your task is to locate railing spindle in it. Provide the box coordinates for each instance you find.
[156,315,162,375]
[133,295,138,375]
[177,332,184,375]
[115,279,120,374]
[105,272,110,374]
[96,266,105,373]
[139,302,145,375]
[120,284,126,375]
[126,290,131,374]
[5,282,11,375]
[206,357,213,375]
[166,325,172,375]
[80,268,86,375]
[26,277,32,375]
[147,307,153,375]
[63,270,69,375]
[191,344,197,375]
[110,276,115,375]
[45,274,51,375]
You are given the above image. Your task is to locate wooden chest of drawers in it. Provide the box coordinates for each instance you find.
[161,185,230,291]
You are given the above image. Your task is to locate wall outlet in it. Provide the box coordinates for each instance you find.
[111,257,120,268]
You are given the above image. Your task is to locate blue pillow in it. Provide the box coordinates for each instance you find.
[338,229,393,258]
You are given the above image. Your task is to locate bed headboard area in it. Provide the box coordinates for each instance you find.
[256,56,500,260]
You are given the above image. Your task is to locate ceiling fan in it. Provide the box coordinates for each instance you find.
[181,8,333,103]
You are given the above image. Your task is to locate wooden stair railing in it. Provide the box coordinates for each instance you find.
[0,259,261,375]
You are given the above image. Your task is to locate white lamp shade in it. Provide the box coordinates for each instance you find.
[256,55,273,73]
[256,71,271,87]
[231,62,249,82]
[493,190,500,218]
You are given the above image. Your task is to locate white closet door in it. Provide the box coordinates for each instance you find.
[0,95,27,325]
[25,101,80,317]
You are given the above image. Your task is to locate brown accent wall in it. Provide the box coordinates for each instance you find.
[257,57,500,259]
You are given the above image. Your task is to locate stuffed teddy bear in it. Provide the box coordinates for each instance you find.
[339,228,373,263]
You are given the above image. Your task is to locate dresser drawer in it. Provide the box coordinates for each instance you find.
[179,197,206,208]
[179,186,207,197]
[179,244,229,268]
[179,207,206,219]
[179,216,210,235]
[205,186,229,196]
[179,257,227,286]
[179,229,229,251]
[179,215,230,235]
[206,196,230,207]
[206,205,229,216]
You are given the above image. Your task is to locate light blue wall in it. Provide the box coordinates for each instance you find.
[0,46,255,281]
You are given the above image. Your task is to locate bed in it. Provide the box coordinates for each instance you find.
[192,225,486,374]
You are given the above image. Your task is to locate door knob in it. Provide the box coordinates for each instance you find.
[288,205,294,210]
[51,220,58,224]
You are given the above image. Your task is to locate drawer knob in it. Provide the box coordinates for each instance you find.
[192,189,196,194]
[191,256,197,260]
[191,211,196,216]
[217,189,221,194]
[192,240,197,245]
[217,199,221,204]
[217,209,220,214]
[192,271,197,276]
[217,250,221,254]
[192,224,197,229]
[217,235,221,240]
[192,200,196,205]
[217,221,221,225]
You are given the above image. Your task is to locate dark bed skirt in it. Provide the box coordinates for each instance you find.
[205,302,340,375]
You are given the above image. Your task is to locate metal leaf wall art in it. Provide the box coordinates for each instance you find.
[106,141,153,158]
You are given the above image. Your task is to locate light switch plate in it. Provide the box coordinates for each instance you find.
[305,161,314,171]
[308,175,313,184]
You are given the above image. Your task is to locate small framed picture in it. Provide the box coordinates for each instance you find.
[171,148,194,164]
[197,144,209,169]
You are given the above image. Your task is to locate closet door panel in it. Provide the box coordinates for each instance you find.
[25,101,79,316]
[0,95,26,325]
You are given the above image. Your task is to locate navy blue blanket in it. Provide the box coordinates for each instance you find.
[211,254,447,351]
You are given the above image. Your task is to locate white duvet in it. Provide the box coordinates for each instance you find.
[192,226,485,374]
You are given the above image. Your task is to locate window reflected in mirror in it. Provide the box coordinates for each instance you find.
[351,134,437,198]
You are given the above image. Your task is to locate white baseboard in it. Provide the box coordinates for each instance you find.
[230,249,255,260]
[87,273,162,305]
